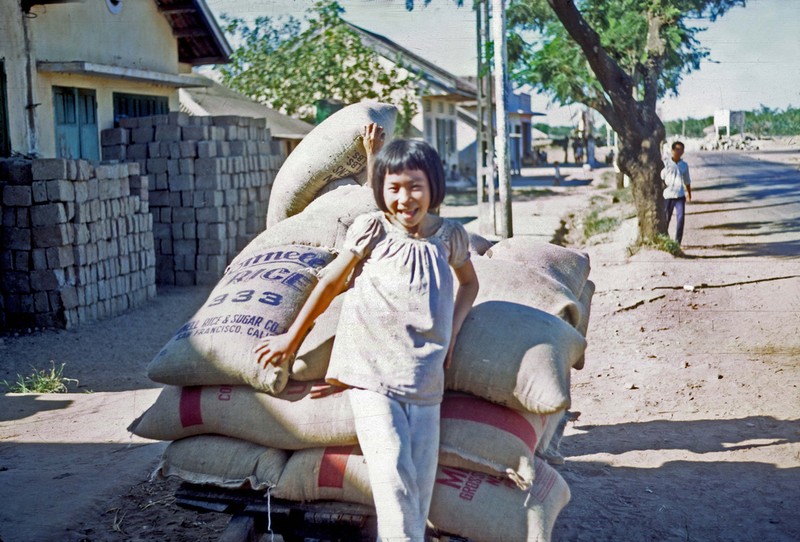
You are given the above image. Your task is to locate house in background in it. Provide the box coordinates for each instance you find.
[345,22,477,174]
[0,0,230,160]
[179,80,314,159]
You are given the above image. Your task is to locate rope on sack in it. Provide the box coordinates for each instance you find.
[265,486,275,542]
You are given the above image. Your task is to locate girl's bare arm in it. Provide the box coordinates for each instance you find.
[362,122,384,187]
[254,250,360,368]
[446,259,479,369]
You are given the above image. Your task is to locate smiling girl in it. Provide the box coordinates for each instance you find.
[254,124,479,540]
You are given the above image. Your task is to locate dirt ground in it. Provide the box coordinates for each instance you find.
[1,140,798,542]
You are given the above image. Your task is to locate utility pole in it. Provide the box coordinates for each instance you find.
[475,0,495,237]
[491,0,512,238]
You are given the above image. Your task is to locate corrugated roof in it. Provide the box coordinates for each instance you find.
[344,21,477,100]
[180,81,314,140]
[154,0,232,65]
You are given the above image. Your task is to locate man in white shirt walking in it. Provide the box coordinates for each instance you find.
[661,141,692,245]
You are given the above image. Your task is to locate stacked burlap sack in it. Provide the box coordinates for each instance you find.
[128,102,594,542]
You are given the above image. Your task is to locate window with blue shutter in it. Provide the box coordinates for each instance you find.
[113,92,168,125]
[53,86,98,160]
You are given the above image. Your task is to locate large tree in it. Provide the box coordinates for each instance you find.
[217,1,418,133]
[506,0,745,242]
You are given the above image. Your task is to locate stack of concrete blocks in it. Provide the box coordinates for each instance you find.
[0,158,156,329]
[103,112,282,286]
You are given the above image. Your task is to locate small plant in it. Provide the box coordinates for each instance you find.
[634,234,683,256]
[1,361,79,393]
[583,209,620,239]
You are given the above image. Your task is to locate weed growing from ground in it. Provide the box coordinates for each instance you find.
[1,361,79,393]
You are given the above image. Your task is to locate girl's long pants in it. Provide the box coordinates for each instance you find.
[349,388,440,542]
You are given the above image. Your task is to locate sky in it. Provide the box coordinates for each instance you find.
[204,0,800,126]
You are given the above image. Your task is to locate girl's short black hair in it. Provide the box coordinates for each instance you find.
[371,139,446,211]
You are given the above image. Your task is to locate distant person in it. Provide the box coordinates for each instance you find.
[660,141,692,245]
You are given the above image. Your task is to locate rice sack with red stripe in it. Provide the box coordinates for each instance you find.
[155,435,289,490]
[274,446,570,542]
[146,244,334,394]
[130,384,560,486]
[439,394,563,490]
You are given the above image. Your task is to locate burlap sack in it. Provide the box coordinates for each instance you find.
[446,301,586,414]
[274,447,569,542]
[439,393,549,489]
[146,244,334,394]
[155,435,288,490]
[576,279,595,338]
[430,460,570,542]
[127,381,358,449]
[246,185,379,253]
[486,237,590,297]
[471,256,588,331]
[290,293,346,381]
[130,384,556,486]
[468,232,494,256]
[266,101,397,227]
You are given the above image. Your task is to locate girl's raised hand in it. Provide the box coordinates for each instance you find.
[253,333,296,369]
[362,122,385,157]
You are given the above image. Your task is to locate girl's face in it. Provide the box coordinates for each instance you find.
[382,168,432,234]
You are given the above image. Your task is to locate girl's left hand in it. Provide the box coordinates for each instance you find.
[253,333,296,369]
[362,122,385,157]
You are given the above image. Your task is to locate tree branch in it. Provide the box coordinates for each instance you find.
[547,0,637,112]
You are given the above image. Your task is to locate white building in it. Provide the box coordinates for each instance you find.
[0,0,231,159]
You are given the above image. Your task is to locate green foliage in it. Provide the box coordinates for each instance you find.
[508,0,745,109]
[664,116,713,137]
[217,1,419,132]
[664,106,800,138]
[2,361,79,393]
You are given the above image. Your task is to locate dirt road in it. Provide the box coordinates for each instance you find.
[553,148,800,541]
[0,147,798,541]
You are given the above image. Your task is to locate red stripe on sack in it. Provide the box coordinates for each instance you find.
[530,460,557,502]
[318,445,355,489]
[442,396,538,454]
[179,386,204,427]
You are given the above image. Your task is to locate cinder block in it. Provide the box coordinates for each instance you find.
[101,128,129,146]
[13,250,31,271]
[1,159,33,184]
[30,269,63,291]
[3,271,31,293]
[77,160,94,181]
[175,271,195,286]
[197,141,217,158]
[155,124,182,142]
[31,158,68,180]
[31,203,67,226]
[46,245,74,268]
[3,185,32,206]
[132,126,154,145]
[4,228,32,250]
[170,174,194,192]
[127,144,148,160]
[102,145,126,161]
[46,180,75,202]
[146,158,168,175]
[168,111,190,126]
[33,224,70,248]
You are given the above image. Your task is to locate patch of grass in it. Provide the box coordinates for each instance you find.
[611,187,633,204]
[1,361,79,393]
[583,209,620,239]
[638,234,683,256]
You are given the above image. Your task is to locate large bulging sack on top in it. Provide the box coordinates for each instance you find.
[471,256,589,332]
[248,185,378,252]
[146,243,335,393]
[447,301,587,414]
[155,435,289,491]
[486,238,591,297]
[273,446,570,542]
[266,101,397,227]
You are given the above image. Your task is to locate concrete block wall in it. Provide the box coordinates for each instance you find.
[0,158,156,330]
[103,112,283,286]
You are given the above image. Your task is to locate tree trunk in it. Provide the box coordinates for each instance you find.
[616,130,667,243]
